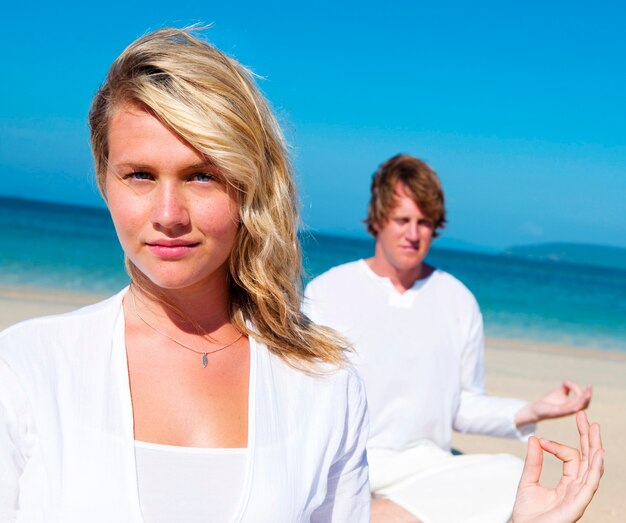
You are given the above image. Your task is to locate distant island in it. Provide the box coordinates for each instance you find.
[503,242,626,271]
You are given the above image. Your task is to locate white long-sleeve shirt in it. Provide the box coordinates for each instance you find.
[0,289,369,522]
[304,260,532,453]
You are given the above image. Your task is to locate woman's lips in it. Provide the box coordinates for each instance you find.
[146,242,199,260]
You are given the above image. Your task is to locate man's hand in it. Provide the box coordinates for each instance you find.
[515,380,592,427]
[511,411,604,523]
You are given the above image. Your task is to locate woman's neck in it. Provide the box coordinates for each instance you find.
[129,276,233,336]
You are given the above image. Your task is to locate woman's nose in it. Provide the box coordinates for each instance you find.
[151,183,190,231]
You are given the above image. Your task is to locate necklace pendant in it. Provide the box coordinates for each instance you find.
[202,353,208,368]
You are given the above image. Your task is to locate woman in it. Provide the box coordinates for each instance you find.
[0,28,603,522]
[0,28,368,521]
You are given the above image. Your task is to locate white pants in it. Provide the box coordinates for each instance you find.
[369,441,524,523]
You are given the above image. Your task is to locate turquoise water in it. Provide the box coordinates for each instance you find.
[2,196,625,352]
[0,197,127,292]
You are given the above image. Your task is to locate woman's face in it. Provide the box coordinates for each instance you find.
[105,102,239,293]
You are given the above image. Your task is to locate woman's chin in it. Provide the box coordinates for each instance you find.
[133,271,224,295]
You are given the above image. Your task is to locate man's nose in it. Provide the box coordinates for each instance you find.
[406,221,420,242]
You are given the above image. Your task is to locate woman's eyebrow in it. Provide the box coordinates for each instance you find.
[110,162,152,170]
[188,161,218,170]
[110,161,217,171]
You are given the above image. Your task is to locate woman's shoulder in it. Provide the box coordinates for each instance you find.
[259,341,365,403]
[256,341,368,443]
[0,289,126,361]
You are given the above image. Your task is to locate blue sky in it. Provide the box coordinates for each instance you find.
[1,1,624,250]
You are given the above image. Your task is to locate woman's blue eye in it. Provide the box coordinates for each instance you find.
[191,173,215,182]
[127,171,152,180]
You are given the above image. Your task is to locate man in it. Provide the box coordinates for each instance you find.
[304,154,592,523]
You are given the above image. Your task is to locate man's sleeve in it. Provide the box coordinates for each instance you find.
[452,298,535,439]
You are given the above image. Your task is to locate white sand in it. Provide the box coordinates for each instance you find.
[0,286,108,330]
[1,287,623,520]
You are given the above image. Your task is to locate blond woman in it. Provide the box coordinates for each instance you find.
[0,29,368,522]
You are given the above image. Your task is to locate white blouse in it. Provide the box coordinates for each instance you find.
[0,289,370,522]
[134,441,248,522]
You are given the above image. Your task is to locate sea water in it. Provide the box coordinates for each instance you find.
[2,196,625,352]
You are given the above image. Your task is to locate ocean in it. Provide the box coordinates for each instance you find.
[2,196,625,352]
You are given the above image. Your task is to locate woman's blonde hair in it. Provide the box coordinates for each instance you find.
[89,28,348,369]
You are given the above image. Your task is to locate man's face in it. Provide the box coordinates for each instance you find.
[373,182,435,275]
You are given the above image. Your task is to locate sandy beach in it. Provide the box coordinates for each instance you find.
[1,286,623,521]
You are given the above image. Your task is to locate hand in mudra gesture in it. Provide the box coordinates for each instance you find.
[515,380,593,427]
[535,380,592,419]
[512,411,604,523]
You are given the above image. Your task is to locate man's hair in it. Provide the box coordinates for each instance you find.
[365,154,446,237]
[89,28,349,369]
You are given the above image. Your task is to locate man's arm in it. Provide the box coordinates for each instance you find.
[455,297,592,437]
[454,298,534,438]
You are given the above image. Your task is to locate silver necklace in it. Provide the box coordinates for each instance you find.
[131,291,243,368]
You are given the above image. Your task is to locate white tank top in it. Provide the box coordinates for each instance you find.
[135,440,249,522]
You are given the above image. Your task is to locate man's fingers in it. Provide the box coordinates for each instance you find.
[588,448,605,488]
[563,381,592,410]
[564,379,582,396]
[589,422,603,456]
[575,411,591,478]
[576,410,590,431]
[569,448,605,519]
[518,436,544,487]
[549,398,587,418]
[538,438,581,480]
[579,384,593,409]
[576,411,591,461]
[565,389,592,414]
